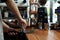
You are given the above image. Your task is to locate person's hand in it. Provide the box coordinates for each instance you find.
[4,27,20,35]
[18,18,27,28]
[8,28,20,35]
[9,28,20,32]
[4,27,20,33]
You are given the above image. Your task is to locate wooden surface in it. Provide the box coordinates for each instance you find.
[26,30,60,40]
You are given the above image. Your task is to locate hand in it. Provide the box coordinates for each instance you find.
[18,18,27,28]
[9,28,20,35]
[4,27,20,33]
[9,28,20,32]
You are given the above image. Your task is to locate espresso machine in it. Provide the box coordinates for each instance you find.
[36,0,48,30]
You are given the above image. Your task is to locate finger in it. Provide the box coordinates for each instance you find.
[14,29,20,32]
[18,22,22,27]
[8,32,13,35]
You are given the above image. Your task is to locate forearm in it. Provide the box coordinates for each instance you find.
[2,21,14,32]
[2,21,11,30]
[5,0,22,20]
[2,21,17,32]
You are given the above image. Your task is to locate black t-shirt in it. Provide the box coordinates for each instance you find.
[0,0,7,2]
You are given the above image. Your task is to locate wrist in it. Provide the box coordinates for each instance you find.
[17,17,23,21]
[8,27,14,31]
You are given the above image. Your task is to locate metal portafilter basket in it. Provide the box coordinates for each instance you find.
[21,24,35,34]
[21,24,26,33]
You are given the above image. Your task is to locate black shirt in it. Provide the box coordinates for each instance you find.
[0,0,7,2]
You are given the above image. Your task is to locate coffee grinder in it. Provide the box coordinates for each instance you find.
[36,0,48,30]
